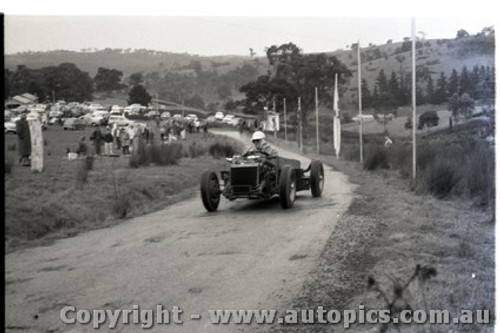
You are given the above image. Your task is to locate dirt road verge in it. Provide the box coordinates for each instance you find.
[273,155,494,333]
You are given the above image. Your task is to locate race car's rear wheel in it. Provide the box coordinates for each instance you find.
[279,165,296,209]
[310,160,324,197]
[200,171,221,212]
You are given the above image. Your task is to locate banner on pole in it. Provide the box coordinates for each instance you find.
[333,74,341,159]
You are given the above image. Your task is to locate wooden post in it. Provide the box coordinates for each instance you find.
[28,115,44,172]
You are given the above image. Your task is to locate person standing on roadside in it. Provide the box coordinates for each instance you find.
[120,128,131,155]
[16,113,31,166]
[90,126,103,156]
[103,126,114,156]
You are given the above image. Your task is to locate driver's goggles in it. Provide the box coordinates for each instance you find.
[252,139,262,143]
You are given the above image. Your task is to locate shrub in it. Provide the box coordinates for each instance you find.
[188,141,206,158]
[113,193,131,219]
[208,141,239,158]
[363,145,389,170]
[75,157,90,189]
[129,138,151,168]
[130,139,184,168]
[417,159,461,198]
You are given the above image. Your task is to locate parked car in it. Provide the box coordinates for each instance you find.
[49,110,64,118]
[110,105,124,115]
[108,115,131,127]
[145,110,160,118]
[215,111,224,121]
[88,113,108,126]
[4,119,18,134]
[222,114,235,124]
[63,117,86,130]
[160,112,171,119]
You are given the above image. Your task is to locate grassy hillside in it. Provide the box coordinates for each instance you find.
[5,34,494,110]
[5,49,263,77]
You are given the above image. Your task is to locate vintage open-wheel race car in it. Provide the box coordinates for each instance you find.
[200,151,324,212]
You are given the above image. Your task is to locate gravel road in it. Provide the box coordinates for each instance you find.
[5,131,355,333]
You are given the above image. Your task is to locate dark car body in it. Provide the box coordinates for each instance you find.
[200,152,324,211]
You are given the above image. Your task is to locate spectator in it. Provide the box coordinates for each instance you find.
[112,123,121,150]
[90,126,103,156]
[76,136,88,157]
[16,114,31,166]
[384,135,393,148]
[103,126,114,156]
[120,128,131,155]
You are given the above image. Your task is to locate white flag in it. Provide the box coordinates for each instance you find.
[333,74,341,159]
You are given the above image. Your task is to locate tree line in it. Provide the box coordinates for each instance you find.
[361,65,495,115]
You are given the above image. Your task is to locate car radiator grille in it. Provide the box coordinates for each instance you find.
[231,166,259,186]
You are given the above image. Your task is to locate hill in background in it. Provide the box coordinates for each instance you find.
[5,32,495,110]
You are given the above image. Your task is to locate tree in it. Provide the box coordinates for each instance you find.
[375,69,389,94]
[128,72,144,86]
[459,66,473,96]
[360,78,372,108]
[128,85,151,106]
[425,76,436,104]
[186,94,205,109]
[447,69,459,97]
[435,72,448,104]
[456,29,470,39]
[418,111,439,131]
[457,93,475,119]
[42,63,93,102]
[94,67,124,91]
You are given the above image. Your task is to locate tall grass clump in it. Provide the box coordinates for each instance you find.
[129,139,184,168]
[416,158,461,198]
[151,142,184,165]
[188,141,206,158]
[5,158,14,174]
[208,141,239,158]
[75,157,90,189]
[363,144,389,170]
[129,138,151,168]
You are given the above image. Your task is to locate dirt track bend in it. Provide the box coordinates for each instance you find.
[5,131,355,333]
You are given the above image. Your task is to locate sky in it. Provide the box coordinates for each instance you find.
[3,1,498,57]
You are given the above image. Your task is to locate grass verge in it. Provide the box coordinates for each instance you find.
[5,129,242,253]
[277,157,494,333]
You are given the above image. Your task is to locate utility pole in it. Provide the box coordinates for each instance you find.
[315,87,319,155]
[357,40,363,164]
[411,18,417,180]
[298,97,302,152]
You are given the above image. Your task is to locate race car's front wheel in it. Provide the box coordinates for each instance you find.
[310,160,324,197]
[200,171,221,212]
[279,165,296,209]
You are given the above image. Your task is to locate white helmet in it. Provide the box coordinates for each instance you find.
[251,131,266,141]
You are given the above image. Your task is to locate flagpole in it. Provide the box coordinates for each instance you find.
[333,80,336,156]
[357,40,363,164]
[283,98,287,142]
[315,87,319,155]
[298,97,302,152]
[333,73,341,159]
[412,18,417,180]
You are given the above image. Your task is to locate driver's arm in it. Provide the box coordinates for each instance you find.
[261,142,278,157]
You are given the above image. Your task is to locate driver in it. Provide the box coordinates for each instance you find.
[244,131,277,157]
